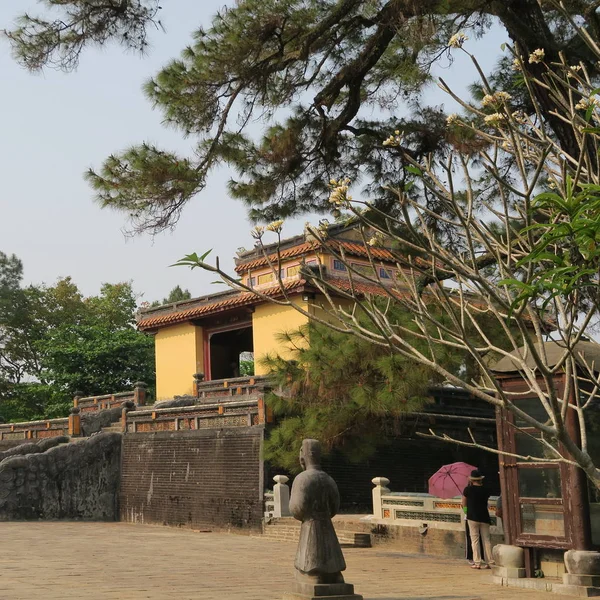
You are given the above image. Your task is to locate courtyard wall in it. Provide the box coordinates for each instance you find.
[120,427,264,531]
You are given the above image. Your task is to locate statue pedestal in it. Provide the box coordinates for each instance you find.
[283,579,363,599]
[561,550,600,597]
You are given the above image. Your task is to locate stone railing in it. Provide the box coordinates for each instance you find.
[123,398,265,433]
[264,475,291,519]
[0,417,69,441]
[194,375,270,403]
[75,383,146,413]
[264,491,275,518]
[372,477,503,533]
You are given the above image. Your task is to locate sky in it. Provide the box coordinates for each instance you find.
[0,2,507,304]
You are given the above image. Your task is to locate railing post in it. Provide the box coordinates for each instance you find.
[121,407,128,433]
[257,397,265,424]
[371,477,390,519]
[68,407,81,437]
[134,381,147,406]
[193,372,204,397]
[73,390,84,409]
[273,475,291,518]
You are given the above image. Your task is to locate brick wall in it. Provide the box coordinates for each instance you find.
[120,427,264,531]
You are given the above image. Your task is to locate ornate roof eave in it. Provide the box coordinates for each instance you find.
[137,279,312,331]
[234,239,401,273]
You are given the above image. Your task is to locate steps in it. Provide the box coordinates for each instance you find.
[262,518,371,548]
[101,425,123,434]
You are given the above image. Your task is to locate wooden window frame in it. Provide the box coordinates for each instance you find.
[497,374,593,550]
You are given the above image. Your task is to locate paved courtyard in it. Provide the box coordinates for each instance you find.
[0,522,574,600]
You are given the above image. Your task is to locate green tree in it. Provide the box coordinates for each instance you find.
[40,324,154,399]
[180,29,600,490]
[263,321,432,472]
[263,305,510,471]
[39,281,155,398]
[0,253,46,385]
[3,1,162,72]
[0,256,155,421]
[6,2,600,232]
[150,285,192,307]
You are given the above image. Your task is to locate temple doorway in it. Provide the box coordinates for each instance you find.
[206,325,254,380]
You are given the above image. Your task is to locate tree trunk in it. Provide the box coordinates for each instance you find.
[493,0,583,158]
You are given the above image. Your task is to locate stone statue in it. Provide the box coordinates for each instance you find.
[285,439,361,600]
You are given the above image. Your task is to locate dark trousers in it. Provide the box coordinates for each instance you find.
[465,520,484,561]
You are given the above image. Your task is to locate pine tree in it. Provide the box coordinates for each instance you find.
[6,2,600,232]
[150,285,192,307]
[262,303,507,470]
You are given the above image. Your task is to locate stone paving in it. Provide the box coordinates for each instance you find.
[0,522,574,600]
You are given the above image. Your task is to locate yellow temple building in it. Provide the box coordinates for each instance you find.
[137,224,401,400]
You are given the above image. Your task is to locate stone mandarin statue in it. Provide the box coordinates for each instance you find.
[284,439,361,600]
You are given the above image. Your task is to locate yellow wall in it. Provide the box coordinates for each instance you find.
[155,323,204,400]
[252,302,309,375]
[308,293,354,324]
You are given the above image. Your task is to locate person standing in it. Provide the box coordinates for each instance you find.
[462,469,493,569]
[464,498,483,565]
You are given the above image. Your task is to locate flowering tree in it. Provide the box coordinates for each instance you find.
[178,24,600,491]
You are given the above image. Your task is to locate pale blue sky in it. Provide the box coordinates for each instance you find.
[0,3,506,303]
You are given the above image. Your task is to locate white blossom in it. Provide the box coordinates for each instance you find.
[528,49,545,64]
[575,96,600,111]
[383,130,402,147]
[446,113,460,125]
[449,32,468,49]
[482,91,512,108]
[266,220,284,233]
[328,177,352,206]
[251,225,265,239]
[484,113,507,127]
[511,110,527,123]
[367,232,386,248]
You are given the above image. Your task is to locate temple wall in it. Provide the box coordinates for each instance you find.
[252,302,308,374]
[155,323,203,399]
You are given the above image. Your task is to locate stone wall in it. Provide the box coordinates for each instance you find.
[0,433,121,520]
[0,438,37,451]
[120,427,264,530]
[0,436,70,461]
[263,517,504,559]
[367,521,504,559]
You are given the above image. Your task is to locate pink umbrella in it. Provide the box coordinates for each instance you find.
[428,462,477,499]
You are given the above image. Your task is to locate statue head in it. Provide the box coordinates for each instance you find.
[299,438,321,470]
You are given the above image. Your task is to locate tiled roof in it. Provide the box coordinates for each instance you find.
[234,241,321,272]
[136,273,402,331]
[336,241,395,261]
[137,279,307,330]
[234,239,397,273]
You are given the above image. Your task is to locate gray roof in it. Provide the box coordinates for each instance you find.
[492,340,600,374]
